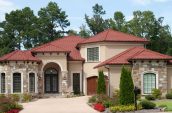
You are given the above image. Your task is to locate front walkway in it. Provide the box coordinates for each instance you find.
[20,96,99,113]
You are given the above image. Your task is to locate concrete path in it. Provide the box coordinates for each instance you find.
[20,96,99,113]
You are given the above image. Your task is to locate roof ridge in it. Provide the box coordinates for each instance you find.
[104,29,110,41]
[127,47,145,60]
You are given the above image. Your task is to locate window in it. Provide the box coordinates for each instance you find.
[29,73,35,93]
[87,47,99,62]
[1,73,5,93]
[143,73,156,94]
[13,73,21,93]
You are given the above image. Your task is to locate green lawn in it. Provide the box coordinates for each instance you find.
[155,100,172,111]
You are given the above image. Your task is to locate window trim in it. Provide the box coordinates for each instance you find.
[71,71,82,93]
[141,71,159,95]
[28,72,37,93]
[0,72,7,94]
[86,46,100,62]
[11,72,23,94]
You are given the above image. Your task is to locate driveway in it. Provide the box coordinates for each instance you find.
[20,96,99,113]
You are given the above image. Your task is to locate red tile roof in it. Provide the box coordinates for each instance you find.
[94,47,172,68]
[79,29,149,45]
[32,43,70,53]
[0,50,41,62]
[32,36,85,61]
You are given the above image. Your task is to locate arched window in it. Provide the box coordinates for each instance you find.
[45,68,57,74]
[0,73,5,93]
[13,73,21,93]
[143,73,156,94]
[29,73,35,93]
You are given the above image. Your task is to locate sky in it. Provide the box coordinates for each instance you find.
[0,0,172,31]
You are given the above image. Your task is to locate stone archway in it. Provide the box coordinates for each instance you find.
[43,62,61,94]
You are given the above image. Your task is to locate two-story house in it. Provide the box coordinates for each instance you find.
[0,29,172,97]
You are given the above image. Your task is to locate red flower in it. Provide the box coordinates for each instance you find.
[6,109,20,113]
[93,103,105,112]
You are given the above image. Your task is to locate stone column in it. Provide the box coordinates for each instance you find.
[61,71,68,95]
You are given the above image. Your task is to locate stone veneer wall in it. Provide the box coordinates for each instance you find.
[0,61,39,94]
[132,60,167,96]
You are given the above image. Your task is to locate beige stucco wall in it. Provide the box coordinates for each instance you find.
[167,65,172,92]
[80,42,144,78]
[109,65,131,97]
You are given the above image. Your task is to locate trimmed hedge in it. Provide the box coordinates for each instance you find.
[145,95,155,100]
[140,100,156,109]
[166,93,172,99]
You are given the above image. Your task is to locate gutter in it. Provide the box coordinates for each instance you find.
[105,65,110,97]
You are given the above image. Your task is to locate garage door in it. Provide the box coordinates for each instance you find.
[87,76,108,95]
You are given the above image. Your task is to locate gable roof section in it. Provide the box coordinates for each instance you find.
[79,29,149,45]
[94,47,172,68]
[0,50,41,62]
[32,43,70,53]
[32,36,85,61]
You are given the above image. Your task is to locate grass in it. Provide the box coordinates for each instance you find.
[155,100,172,111]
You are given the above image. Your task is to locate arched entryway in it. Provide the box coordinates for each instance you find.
[43,62,61,93]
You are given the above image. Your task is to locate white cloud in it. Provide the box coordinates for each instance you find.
[132,0,170,5]
[0,0,18,21]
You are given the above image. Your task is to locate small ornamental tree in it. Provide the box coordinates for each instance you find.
[97,71,106,94]
[119,66,134,105]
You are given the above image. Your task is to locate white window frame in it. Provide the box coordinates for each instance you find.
[86,46,100,62]
[11,72,23,94]
[28,72,37,93]
[141,71,158,95]
[71,71,82,93]
[0,72,7,94]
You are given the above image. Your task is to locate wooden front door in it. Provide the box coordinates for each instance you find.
[87,76,97,95]
[73,73,80,94]
[44,68,58,93]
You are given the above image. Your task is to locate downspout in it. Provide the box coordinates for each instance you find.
[82,61,84,95]
[105,65,110,97]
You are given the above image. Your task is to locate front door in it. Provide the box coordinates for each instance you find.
[73,73,80,94]
[44,68,58,93]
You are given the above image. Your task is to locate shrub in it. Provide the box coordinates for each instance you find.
[0,96,23,112]
[8,94,21,102]
[0,94,5,98]
[88,95,97,103]
[166,93,172,99]
[152,88,162,99]
[145,95,155,100]
[119,66,134,105]
[103,101,113,108]
[140,100,156,109]
[22,93,32,102]
[97,71,106,94]
[93,103,105,112]
[110,104,142,112]
[96,94,110,103]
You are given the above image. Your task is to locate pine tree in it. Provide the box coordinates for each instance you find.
[97,71,106,94]
[119,66,134,105]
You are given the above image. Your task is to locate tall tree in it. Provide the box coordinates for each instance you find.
[0,7,37,50]
[119,66,134,105]
[37,2,70,44]
[97,71,106,94]
[127,11,172,55]
[78,25,91,38]
[85,4,108,35]
[109,11,127,32]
